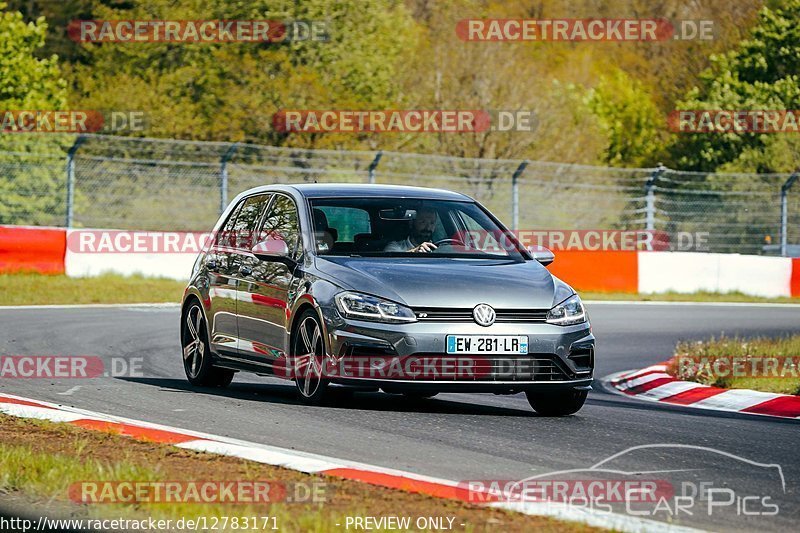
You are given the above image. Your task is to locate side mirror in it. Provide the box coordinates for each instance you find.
[252,236,294,264]
[527,245,554,266]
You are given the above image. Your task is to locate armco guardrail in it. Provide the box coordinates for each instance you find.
[1,134,798,255]
[0,225,66,274]
[3,225,798,298]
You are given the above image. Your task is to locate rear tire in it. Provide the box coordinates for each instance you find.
[526,390,587,416]
[182,302,234,388]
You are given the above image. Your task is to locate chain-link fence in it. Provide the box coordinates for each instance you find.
[1,133,797,255]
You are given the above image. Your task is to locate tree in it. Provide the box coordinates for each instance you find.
[67,0,420,148]
[0,2,66,108]
[669,0,800,173]
[394,0,610,164]
[585,67,662,167]
[4,0,98,65]
[0,2,70,226]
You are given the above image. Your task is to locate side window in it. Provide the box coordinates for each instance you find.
[215,201,244,247]
[457,210,508,255]
[261,195,301,258]
[231,194,272,250]
[431,214,446,242]
[459,211,484,232]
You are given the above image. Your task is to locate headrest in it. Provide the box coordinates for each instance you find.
[312,208,329,232]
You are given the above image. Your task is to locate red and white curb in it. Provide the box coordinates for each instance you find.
[0,392,700,533]
[606,363,800,419]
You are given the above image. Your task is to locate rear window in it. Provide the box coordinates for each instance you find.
[315,206,371,242]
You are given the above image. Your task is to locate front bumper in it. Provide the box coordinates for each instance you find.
[319,306,595,393]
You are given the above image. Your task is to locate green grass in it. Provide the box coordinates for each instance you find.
[666,335,800,395]
[582,290,800,304]
[2,273,798,307]
[0,272,185,305]
[0,439,345,531]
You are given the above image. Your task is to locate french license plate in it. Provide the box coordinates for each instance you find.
[446,335,528,355]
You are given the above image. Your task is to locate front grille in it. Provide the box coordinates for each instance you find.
[348,354,572,381]
[480,355,569,381]
[568,347,593,371]
[413,307,548,323]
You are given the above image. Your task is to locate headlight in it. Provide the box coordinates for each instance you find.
[335,291,416,323]
[546,293,586,326]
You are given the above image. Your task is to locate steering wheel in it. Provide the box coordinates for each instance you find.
[432,238,466,249]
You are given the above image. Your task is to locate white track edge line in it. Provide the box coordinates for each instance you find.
[0,391,706,533]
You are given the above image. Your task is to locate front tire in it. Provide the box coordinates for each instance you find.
[526,389,587,416]
[291,309,329,405]
[182,302,234,387]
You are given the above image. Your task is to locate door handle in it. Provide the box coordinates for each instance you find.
[239,265,253,276]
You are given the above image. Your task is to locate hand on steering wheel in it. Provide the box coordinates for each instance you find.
[410,241,438,253]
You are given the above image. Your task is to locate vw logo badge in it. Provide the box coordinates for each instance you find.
[473,303,496,327]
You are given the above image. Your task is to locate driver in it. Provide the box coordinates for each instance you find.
[384,207,438,253]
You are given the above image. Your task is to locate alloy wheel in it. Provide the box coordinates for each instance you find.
[294,314,327,400]
[183,304,205,379]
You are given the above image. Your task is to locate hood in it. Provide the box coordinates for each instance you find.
[314,256,558,309]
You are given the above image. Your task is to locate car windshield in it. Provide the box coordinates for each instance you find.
[309,197,527,260]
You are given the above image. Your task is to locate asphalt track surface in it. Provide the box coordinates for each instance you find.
[1,302,798,532]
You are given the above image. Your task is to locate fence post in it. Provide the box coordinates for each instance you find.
[65,135,87,228]
[368,151,383,184]
[645,163,666,231]
[780,171,798,257]
[219,143,239,215]
[511,160,529,230]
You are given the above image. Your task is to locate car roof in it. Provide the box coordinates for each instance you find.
[243,183,473,201]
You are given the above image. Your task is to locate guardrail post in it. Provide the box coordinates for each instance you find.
[645,163,666,231]
[511,160,528,230]
[219,143,240,215]
[780,171,798,257]
[65,135,87,228]
[368,151,383,184]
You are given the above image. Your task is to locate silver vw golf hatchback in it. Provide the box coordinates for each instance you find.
[181,184,594,415]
